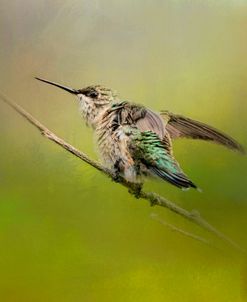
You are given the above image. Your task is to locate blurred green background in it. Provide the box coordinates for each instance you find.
[0,0,247,301]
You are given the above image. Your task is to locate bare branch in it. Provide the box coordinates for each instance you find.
[0,92,244,252]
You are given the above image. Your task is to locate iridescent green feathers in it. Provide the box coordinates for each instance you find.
[129,129,197,189]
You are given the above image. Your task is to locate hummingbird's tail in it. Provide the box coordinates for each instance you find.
[149,166,198,190]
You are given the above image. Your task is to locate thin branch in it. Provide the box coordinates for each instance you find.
[150,213,220,250]
[0,92,244,252]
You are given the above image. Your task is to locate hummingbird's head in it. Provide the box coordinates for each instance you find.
[78,85,117,105]
[35,77,118,127]
[76,85,118,127]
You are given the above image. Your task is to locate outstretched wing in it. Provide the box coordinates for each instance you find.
[161,111,245,154]
[129,130,197,189]
[115,103,244,154]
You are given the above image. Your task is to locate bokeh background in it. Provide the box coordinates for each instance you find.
[0,0,247,301]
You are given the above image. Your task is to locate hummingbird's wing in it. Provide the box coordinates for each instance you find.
[134,108,166,139]
[113,102,166,139]
[160,111,245,154]
[129,130,197,189]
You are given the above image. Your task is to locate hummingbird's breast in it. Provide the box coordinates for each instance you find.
[79,97,98,126]
[95,102,136,178]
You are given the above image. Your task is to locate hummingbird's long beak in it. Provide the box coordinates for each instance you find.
[35,77,79,94]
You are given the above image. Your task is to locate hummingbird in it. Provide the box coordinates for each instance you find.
[35,77,245,190]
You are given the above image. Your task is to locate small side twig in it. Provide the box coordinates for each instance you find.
[0,92,244,252]
[150,213,220,250]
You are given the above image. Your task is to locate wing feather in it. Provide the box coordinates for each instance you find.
[134,108,166,139]
[161,111,245,154]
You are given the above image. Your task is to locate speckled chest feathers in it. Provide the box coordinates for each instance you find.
[96,102,149,182]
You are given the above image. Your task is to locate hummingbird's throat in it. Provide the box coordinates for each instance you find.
[78,94,109,128]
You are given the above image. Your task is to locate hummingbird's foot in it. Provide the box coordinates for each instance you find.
[112,159,123,183]
[128,182,143,199]
[112,172,122,183]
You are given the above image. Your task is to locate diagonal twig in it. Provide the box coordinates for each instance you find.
[0,92,244,252]
[150,213,221,250]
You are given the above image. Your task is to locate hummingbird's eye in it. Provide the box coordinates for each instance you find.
[83,89,98,98]
[89,91,99,98]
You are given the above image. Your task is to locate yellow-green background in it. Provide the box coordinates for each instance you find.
[0,1,247,301]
